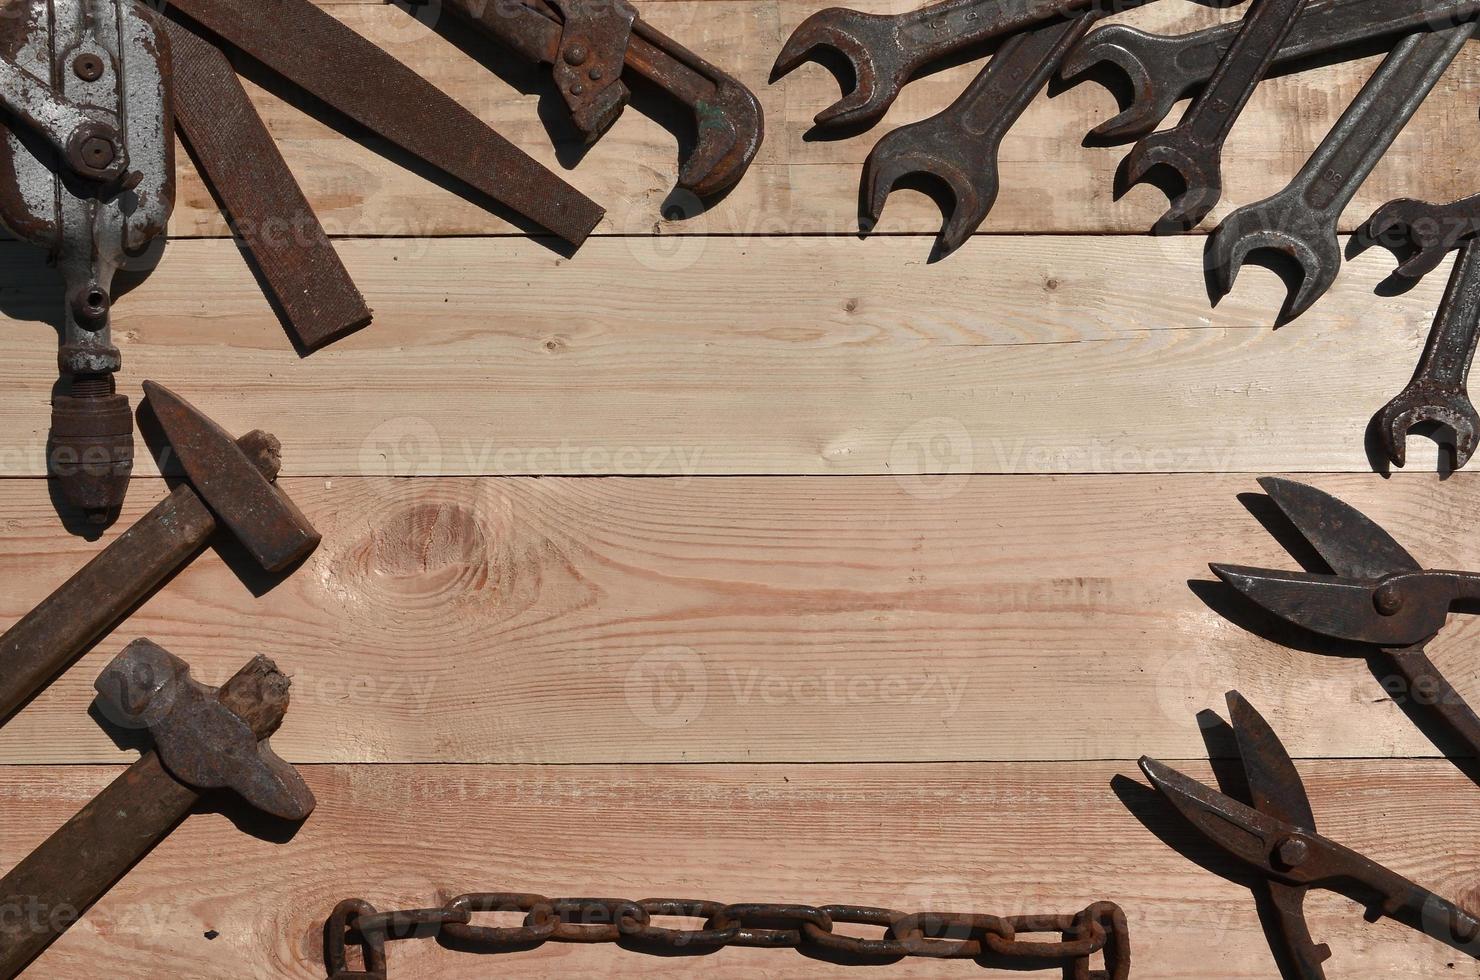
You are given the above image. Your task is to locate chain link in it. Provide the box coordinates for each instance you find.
[325,892,1129,978]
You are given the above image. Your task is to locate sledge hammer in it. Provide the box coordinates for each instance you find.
[0,382,320,726]
[0,640,315,975]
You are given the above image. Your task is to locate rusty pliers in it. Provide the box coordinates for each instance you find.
[1213,478,1480,765]
[1143,691,1480,977]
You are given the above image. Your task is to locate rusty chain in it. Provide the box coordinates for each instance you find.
[325,893,1129,978]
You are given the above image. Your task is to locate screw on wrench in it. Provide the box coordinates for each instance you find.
[862,13,1096,256]
[1123,0,1309,230]
[1376,240,1480,469]
[1204,24,1473,321]
[1366,192,1480,281]
[773,0,1111,132]
[1061,0,1480,144]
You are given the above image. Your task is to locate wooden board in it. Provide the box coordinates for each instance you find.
[2,472,1478,764]
[6,761,1479,979]
[0,236,1457,478]
[4,1,1480,976]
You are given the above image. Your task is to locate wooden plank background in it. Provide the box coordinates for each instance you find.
[2,0,1479,975]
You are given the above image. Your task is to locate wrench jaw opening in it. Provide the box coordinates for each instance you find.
[1123,134,1222,232]
[862,141,998,258]
[1364,198,1470,282]
[772,9,896,131]
[1059,26,1180,144]
[1376,388,1480,470]
[678,76,765,200]
[1205,200,1339,322]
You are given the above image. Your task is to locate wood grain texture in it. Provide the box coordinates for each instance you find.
[1,4,1476,978]
[4,761,1478,978]
[0,473,1475,764]
[0,236,1453,478]
[159,1,1480,238]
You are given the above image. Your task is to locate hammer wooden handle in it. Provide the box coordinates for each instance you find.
[0,485,218,726]
[0,752,197,976]
[0,655,301,975]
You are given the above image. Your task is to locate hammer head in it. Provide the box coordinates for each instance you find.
[143,381,321,572]
[94,639,316,821]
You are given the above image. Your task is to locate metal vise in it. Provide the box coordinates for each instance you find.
[0,0,174,521]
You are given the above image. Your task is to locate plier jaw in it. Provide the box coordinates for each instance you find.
[1142,692,1480,973]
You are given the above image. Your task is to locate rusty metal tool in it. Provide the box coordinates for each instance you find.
[327,893,1129,978]
[0,381,320,728]
[1205,23,1473,321]
[0,640,314,976]
[1143,691,1480,976]
[1367,191,1480,281]
[773,0,1130,132]
[418,0,764,200]
[0,0,174,522]
[155,0,603,352]
[863,12,1098,257]
[1374,240,1480,468]
[1213,478,1480,758]
[1062,0,1480,143]
[1123,0,1311,230]
[162,18,369,352]
[161,0,602,246]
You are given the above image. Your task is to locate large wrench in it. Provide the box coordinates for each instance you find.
[1377,239,1480,468]
[1204,24,1473,320]
[773,0,1109,132]
[1123,0,1310,230]
[441,0,763,198]
[862,13,1097,256]
[1366,192,1480,280]
[1062,0,1480,143]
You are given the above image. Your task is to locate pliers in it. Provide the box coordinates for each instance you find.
[1141,691,1480,977]
[1211,477,1480,760]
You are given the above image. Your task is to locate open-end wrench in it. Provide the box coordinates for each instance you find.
[862,13,1097,256]
[1204,23,1473,320]
[1377,240,1480,469]
[1123,0,1310,230]
[1366,192,1480,280]
[1061,0,1480,143]
[773,0,1113,132]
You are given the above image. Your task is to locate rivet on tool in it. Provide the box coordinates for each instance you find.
[1276,836,1311,869]
[80,135,114,168]
[564,43,588,65]
[72,53,104,81]
[1374,584,1405,616]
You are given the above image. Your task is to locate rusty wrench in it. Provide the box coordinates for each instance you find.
[773,0,1113,132]
[1124,0,1310,230]
[1367,192,1480,280]
[1062,0,1480,143]
[440,0,763,199]
[1376,240,1480,469]
[1204,24,1473,320]
[862,13,1097,256]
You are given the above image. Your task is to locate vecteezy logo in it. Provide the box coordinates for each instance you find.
[624,647,708,730]
[889,417,975,500]
[358,417,444,477]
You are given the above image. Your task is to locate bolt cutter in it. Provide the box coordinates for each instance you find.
[1142,691,1480,977]
[1212,477,1480,760]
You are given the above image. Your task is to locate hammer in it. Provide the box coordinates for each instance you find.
[0,639,315,976]
[0,382,320,726]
